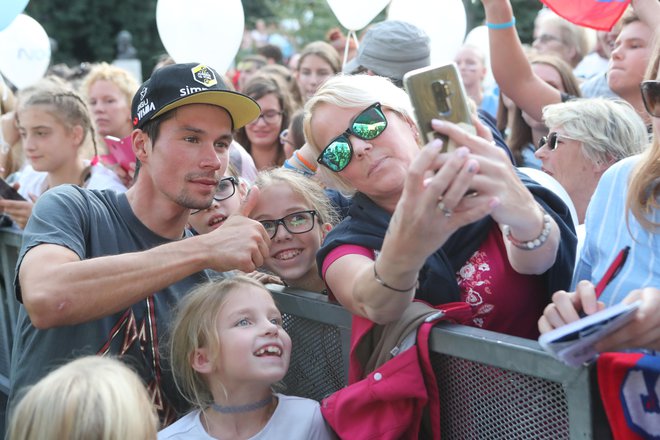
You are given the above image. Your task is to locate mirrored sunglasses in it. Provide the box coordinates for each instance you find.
[317,102,388,172]
[259,210,318,239]
[641,81,660,118]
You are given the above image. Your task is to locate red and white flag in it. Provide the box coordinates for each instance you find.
[540,0,631,31]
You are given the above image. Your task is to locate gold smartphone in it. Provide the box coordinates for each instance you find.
[403,63,475,152]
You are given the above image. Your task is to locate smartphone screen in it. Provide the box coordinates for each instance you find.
[0,178,26,201]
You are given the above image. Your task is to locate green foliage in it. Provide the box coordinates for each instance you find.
[26,0,165,74]
[23,0,543,74]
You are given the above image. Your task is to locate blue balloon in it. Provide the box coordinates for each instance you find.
[0,0,29,32]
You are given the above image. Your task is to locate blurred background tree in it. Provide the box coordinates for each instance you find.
[24,0,542,74]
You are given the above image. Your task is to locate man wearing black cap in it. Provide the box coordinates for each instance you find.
[8,63,268,425]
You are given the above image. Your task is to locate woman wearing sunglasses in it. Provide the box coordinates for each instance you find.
[304,74,576,339]
[539,37,660,353]
[535,98,647,226]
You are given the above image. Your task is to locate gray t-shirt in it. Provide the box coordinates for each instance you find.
[9,185,209,424]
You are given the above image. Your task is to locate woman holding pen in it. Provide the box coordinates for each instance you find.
[538,35,660,352]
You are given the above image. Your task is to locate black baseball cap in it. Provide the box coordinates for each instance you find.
[131,63,260,130]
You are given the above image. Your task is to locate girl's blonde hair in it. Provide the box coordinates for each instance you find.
[16,76,98,160]
[7,356,158,440]
[303,74,414,194]
[626,34,660,232]
[252,168,339,226]
[168,276,272,409]
[81,62,139,108]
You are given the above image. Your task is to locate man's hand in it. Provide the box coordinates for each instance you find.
[203,186,271,273]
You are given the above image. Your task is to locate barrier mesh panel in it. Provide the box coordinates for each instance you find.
[280,313,346,401]
[433,352,570,439]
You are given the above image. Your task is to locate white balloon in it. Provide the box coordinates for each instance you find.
[464,25,495,90]
[156,0,244,74]
[327,0,391,31]
[388,0,466,65]
[0,14,51,89]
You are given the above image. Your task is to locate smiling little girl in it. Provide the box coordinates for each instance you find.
[249,168,337,293]
[159,276,334,439]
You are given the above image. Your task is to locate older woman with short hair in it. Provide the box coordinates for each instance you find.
[304,74,577,339]
[536,98,648,225]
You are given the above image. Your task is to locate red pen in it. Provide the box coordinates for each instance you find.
[594,246,630,299]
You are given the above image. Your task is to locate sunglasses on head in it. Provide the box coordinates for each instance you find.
[537,132,579,151]
[641,80,660,118]
[317,102,388,172]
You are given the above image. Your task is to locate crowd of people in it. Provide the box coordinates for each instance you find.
[0,0,659,437]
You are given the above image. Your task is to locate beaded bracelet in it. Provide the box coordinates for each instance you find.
[486,16,516,30]
[502,205,553,251]
[373,260,418,293]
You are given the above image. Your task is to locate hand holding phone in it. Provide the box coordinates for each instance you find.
[403,63,476,152]
[103,135,135,172]
[0,177,25,201]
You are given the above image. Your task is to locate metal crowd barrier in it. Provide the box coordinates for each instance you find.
[0,227,610,439]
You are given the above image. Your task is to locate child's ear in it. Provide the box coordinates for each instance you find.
[320,223,332,241]
[191,348,213,374]
[71,125,85,148]
[238,180,249,200]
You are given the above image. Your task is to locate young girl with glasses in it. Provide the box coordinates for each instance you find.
[248,168,337,293]
[159,276,334,439]
[187,164,247,235]
[0,77,126,229]
[303,74,577,339]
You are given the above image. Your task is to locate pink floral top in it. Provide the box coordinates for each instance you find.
[322,225,546,339]
[456,224,545,339]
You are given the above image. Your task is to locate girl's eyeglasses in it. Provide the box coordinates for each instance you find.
[537,132,579,151]
[640,80,660,118]
[191,176,238,215]
[317,102,388,172]
[251,110,283,125]
[258,210,318,239]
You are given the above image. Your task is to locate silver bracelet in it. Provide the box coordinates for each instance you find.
[373,260,417,293]
[502,205,553,251]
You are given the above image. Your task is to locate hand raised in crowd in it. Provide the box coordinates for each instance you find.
[432,118,539,229]
[382,137,493,271]
[539,282,660,352]
[431,117,560,275]
[202,185,271,273]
